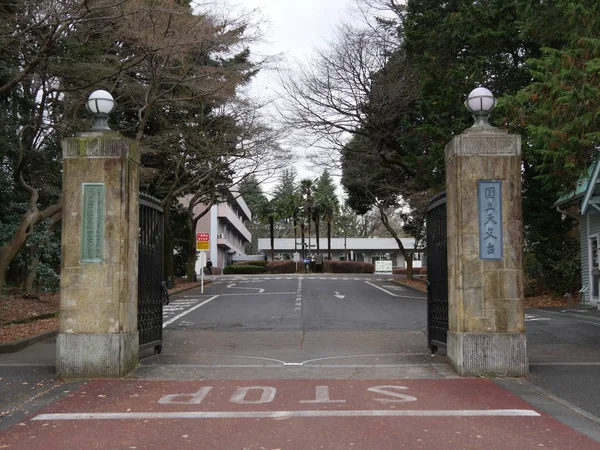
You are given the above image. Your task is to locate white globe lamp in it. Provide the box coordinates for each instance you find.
[465,87,496,128]
[86,90,116,131]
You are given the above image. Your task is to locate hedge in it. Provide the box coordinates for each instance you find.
[392,267,427,275]
[323,260,375,274]
[223,265,267,275]
[233,260,269,267]
[266,260,298,274]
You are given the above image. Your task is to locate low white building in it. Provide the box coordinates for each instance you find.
[257,237,425,268]
[182,191,252,272]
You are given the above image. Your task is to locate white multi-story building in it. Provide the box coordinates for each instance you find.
[184,191,252,272]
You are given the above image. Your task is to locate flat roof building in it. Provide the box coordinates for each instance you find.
[257,237,425,268]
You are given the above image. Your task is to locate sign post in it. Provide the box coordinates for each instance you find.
[196,233,210,293]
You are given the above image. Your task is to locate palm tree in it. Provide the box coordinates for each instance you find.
[300,178,315,256]
[312,203,321,254]
[255,196,277,261]
[315,171,339,260]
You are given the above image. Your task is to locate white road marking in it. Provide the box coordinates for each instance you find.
[365,281,425,299]
[227,283,264,293]
[525,314,551,321]
[32,409,540,421]
[208,353,432,366]
[299,386,346,403]
[218,292,295,296]
[162,295,219,328]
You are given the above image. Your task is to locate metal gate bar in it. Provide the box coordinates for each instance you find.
[426,192,448,354]
[138,194,164,354]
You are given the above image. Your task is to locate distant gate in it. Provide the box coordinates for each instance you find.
[138,193,165,354]
[426,192,448,354]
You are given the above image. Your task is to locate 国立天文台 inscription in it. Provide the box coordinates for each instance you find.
[478,180,503,260]
[81,183,105,262]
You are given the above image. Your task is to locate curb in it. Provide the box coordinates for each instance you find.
[392,279,428,294]
[0,329,59,354]
[0,280,213,355]
[168,280,211,297]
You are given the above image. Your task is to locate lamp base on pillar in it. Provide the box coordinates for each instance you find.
[448,331,528,377]
[56,332,139,378]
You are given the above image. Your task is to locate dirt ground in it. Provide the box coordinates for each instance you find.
[0,281,199,345]
[0,280,579,345]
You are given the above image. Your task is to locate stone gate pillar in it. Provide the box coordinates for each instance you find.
[445,87,527,377]
[57,91,139,378]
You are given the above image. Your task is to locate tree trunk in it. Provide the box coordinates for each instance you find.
[327,220,332,260]
[186,213,197,281]
[377,205,412,280]
[163,207,175,287]
[293,217,297,251]
[24,252,40,293]
[0,202,61,297]
[315,216,320,253]
[301,222,306,259]
[270,215,275,261]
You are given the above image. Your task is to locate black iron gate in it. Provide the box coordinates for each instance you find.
[426,192,448,354]
[138,193,166,354]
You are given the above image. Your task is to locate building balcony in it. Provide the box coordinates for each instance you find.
[217,204,251,242]
[217,234,244,255]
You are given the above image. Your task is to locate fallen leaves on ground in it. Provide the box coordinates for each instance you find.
[0,318,59,344]
[0,280,200,345]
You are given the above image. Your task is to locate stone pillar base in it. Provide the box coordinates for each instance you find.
[448,332,528,377]
[56,332,138,378]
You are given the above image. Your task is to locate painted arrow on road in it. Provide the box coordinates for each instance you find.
[227,283,265,293]
[334,291,345,299]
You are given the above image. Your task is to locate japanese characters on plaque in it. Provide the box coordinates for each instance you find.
[81,183,105,262]
[478,180,503,260]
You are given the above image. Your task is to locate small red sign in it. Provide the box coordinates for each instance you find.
[196,233,210,242]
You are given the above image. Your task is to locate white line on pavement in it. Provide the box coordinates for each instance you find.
[365,281,425,299]
[32,409,540,421]
[162,295,219,328]
[218,292,296,296]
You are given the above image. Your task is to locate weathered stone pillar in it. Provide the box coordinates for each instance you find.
[57,131,139,378]
[445,126,527,377]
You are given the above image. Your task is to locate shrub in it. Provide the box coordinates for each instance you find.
[266,260,297,274]
[363,263,375,274]
[233,260,269,267]
[392,267,426,276]
[324,260,374,274]
[223,265,267,275]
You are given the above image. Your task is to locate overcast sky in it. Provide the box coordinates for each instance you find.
[242,0,352,62]
[234,0,355,192]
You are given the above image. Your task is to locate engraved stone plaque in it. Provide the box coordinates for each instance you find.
[478,180,503,260]
[81,183,105,262]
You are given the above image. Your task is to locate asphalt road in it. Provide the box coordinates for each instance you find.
[524,307,600,418]
[165,274,427,332]
[3,275,600,447]
[134,274,447,380]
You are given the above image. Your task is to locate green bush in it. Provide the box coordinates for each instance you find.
[266,260,297,274]
[223,265,267,275]
[233,260,269,267]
